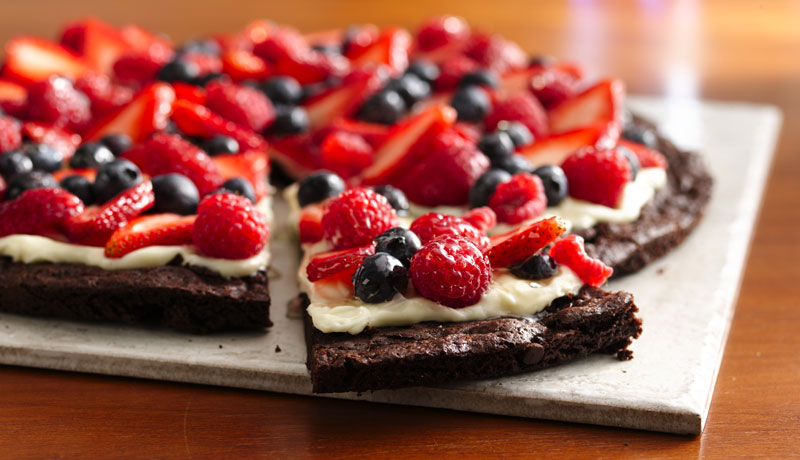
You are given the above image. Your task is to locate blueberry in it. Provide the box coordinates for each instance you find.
[260,76,303,106]
[374,227,421,268]
[529,55,556,67]
[203,135,239,156]
[220,177,257,203]
[406,60,440,84]
[70,143,115,169]
[618,145,640,180]
[24,143,63,173]
[92,159,143,204]
[99,134,132,156]
[352,253,409,303]
[270,106,310,136]
[374,185,409,216]
[156,60,200,84]
[477,132,515,162]
[297,171,345,207]
[151,173,199,215]
[533,165,568,206]
[357,90,406,125]
[178,38,221,56]
[459,69,498,88]
[510,254,557,280]
[0,150,33,180]
[5,171,57,200]
[493,154,532,175]
[469,169,511,208]
[60,175,95,205]
[622,124,658,149]
[386,73,431,107]
[450,86,491,123]
[496,121,534,147]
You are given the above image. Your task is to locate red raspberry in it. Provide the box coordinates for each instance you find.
[64,181,155,246]
[181,52,223,76]
[298,204,324,244]
[74,72,134,116]
[485,91,549,140]
[530,68,577,108]
[253,26,309,61]
[464,32,526,74]
[113,43,174,85]
[306,244,375,282]
[26,76,91,131]
[321,187,397,250]
[561,146,632,208]
[205,80,274,132]
[0,188,84,238]
[549,234,613,286]
[391,129,489,207]
[416,16,470,52]
[0,116,22,153]
[192,192,269,259]
[409,212,490,253]
[435,54,479,90]
[487,216,567,268]
[320,132,373,180]
[489,173,547,225]
[410,235,491,308]
[462,207,496,232]
[122,133,223,195]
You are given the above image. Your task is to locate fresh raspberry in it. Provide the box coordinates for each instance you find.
[64,181,155,246]
[452,122,481,144]
[487,216,567,268]
[489,172,547,225]
[435,54,479,90]
[530,68,577,108]
[391,129,488,207]
[321,187,398,250]
[485,91,549,139]
[274,50,349,85]
[410,235,491,309]
[181,52,223,76]
[298,204,324,244]
[617,139,667,169]
[342,24,380,56]
[306,244,375,282]
[205,80,275,132]
[74,72,134,116]
[171,82,207,105]
[561,146,632,208]
[192,192,269,259]
[0,116,22,153]
[104,214,196,258]
[549,234,613,286]
[416,16,470,52]
[26,76,91,131]
[409,212,490,252]
[122,133,223,195]
[462,207,496,232]
[320,131,373,180]
[252,26,309,61]
[0,188,84,238]
[113,43,174,85]
[464,32,526,74]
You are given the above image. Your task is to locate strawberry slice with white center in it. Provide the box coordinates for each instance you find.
[64,181,155,246]
[517,122,620,168]
[212,150,270,201]
[487,216,567,268]
[306,244,375,282]
[547,78,625,134]
[268,134,320,180]
[347,27,411,74]
[59,18,131,75]
[304,66,387,131]
[360,104,457,185]
[104,213,196,258]
[1,37,91,85]
[171,99,267,152]
[316,118,390,148]
[84,82,175,143]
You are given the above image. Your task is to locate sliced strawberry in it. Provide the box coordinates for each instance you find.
[268,135,320,179]
[211,150,270,200]
[360,105,457,185]
[52,167,97,183]
[84,82,175,143]
[64,181,155,246]
[487,216,567,268]
[298,204,324,244]
[320,131,373,180]
[2,37,90,85]
[618,139,667,169]
[222,49,271,81]
[347,27,411,74]
[119,24,172,53]
[59,18,130,74]
[549,234,613,286]
[548,79,625,134]
[171,100,267,152]
[317,118,390,148]
[21,121,82,162]
[0,80,27,104]
[306,244,375,282]
[304,66,386,131]
[104,213,195,258]
[517,122,620,168]
[172,82,207,105]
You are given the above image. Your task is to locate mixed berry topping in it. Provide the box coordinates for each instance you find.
[192,192,268,260]
[321,187,397,249]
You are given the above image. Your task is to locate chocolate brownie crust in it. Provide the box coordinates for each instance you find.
[0,256,271,334]
[304,286,641,393]
[577,116,713,275]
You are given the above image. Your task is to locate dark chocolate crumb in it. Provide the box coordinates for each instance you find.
[275,345,282,352]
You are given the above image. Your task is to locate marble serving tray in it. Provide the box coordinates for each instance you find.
[0,97,781,434]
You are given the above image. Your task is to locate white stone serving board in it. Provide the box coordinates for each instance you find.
[0,97,782,435]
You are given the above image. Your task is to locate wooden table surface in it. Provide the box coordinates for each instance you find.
[1,1,799,458]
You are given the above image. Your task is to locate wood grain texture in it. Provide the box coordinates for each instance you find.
[1,0,800,458]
